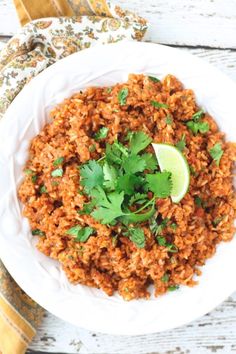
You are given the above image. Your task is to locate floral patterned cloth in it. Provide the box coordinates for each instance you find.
[0,1,147,353]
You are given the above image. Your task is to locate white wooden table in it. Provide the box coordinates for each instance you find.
[0,0,236,353]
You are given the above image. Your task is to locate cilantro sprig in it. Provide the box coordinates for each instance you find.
[79,131,174,248]
[186,110,209,135]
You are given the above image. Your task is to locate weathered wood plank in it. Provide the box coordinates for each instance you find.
[29,292,236,353]
[1,0,236,48]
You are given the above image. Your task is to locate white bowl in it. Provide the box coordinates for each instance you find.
[0,41,235,335]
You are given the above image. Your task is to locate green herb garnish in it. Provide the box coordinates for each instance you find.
[80,160,104,192]
[148,76,160,83]
[40,185,47,194]
[186,109,209,135]
[146,171,172,198]
[151,100,169,109]
[51,168,63,177]
[165,115,173,125]
[161,273,169,283]
[176,134,186,152]
[32,229,45,236]
[168,285,179,291]
[24,169,33,175]
[194,196,202,208]
[170,223,177,230]
[53,157,64,166]
[66,225,95,242]
[118,88,128,106]
[31,175,37,183]
[94,127,109,141]
[209,143,223,166]
[124,227,146,249]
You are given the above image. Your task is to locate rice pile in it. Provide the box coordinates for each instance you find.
[18,74,236,300]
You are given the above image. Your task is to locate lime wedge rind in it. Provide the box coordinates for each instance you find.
[152,143,190,203]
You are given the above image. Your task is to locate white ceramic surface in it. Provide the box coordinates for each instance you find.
[0,41,236,335]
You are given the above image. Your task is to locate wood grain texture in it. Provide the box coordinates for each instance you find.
[1,0,236,48]
[28,292,236,353]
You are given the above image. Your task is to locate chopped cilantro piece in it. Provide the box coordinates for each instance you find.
[170,223,177,230]
[51,168,63,177]
[168,285,179,291]
[176,134,186,152]
[66,225,95,242]
[125,227,145,248]
[157,236,166,246]
[192,110,204,121]
[24,169,33,175]
[40,185,47,194]
[165,115,173,125]
[106,87,112,93]
[194,196,202,208]
[129,193,148,206]
[118,88,128,106]
[53,157,64,166]
[94,127,109,140]
[209,143,223,166]
[161,273,169,283]
[189,165,197,176]
[186,121,209,135]
[146,171,172,198]
[80,160,104,192]
[151,100,169,109]
[31,175,37,183]
[148,76,160,83]
[116,174,140,196]
[32,229,45,236]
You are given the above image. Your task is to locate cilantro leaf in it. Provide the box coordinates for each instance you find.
[122,154,146,174]
[186,120,209,135]
[141,153,158,171]
[24,169,33,175]
[32,229,45,236]
[146,171,172,198]
[66,225,95,242]
[176,134,186,152]
[116,174,140,196]
[103,162,117,190]
[194,196,202,208]
[151,100,169,109]
[125,227,145,248]
[31,175,37,183]
[51,168,63,177]
[53,157,64,166]
[118,88,128,106]
[192,110,204,121]
[209,143,223,166]
[157,235,166,246]
[161,273,169,283]
[148,76,160,83]
[130,131,152,155]
[78,200,96,215]
[94,127,109,140]
[129,193,148,206]
[168,285,179,291]
[150,217,169,235]
[80,160,104,192]
[40,185,47,194]
[170,222,177,230]
[165,115,173,125]
[91,187,125,224]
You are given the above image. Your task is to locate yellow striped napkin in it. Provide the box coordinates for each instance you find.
[0,1,147,353]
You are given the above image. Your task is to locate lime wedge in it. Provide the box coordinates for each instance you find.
[152,143,190,203]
